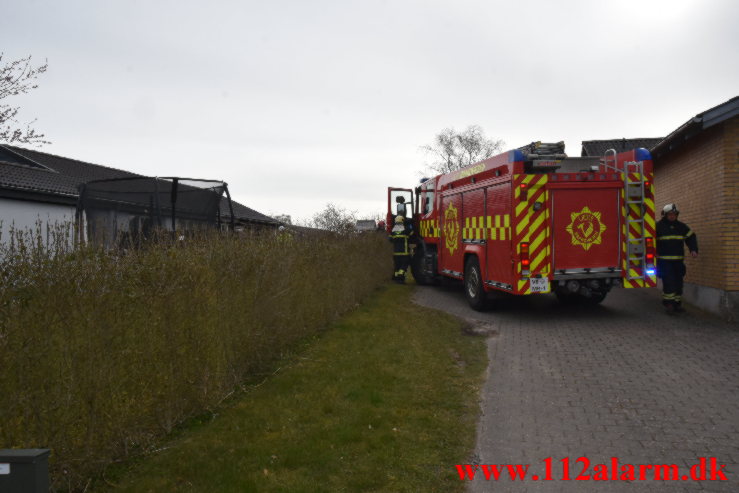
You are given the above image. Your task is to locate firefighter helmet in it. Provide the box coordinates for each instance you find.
[661,203,679,216]
[394,215,404,224]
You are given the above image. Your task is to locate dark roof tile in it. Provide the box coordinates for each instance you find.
[219,198,278,224]
[0,145,276,225]
[580,138,664,157]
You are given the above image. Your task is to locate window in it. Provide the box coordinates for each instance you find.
[390,190,413,218]
[423,190,434,214]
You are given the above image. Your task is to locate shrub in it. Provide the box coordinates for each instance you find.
[0,227,390,491]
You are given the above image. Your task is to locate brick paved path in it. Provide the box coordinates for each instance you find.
[413,285,739,492]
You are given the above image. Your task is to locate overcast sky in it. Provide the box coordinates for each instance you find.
[3,0,737,222]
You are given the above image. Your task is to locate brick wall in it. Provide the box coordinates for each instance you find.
[653,120,736,291]
[723,117,739,291]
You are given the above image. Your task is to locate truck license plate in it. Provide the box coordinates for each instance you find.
[529,277,549,293]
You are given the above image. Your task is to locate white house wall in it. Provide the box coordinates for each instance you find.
[0,197,76,248]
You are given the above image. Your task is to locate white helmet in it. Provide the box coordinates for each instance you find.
[662,203,679,216]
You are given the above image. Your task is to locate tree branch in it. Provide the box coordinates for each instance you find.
[0,54,50,146]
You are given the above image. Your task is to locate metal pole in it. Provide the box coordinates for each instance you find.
[153,178,163,228]
[76,183,86,247]
[223,183,235,232]
[171,178,179,239]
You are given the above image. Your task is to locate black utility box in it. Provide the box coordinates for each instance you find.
[0,449,50,493]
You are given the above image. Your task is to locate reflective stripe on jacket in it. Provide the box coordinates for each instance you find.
[390,231,409,256]
[656,218,697,260]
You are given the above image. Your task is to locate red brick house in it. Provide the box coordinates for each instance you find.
[650,96,738,321]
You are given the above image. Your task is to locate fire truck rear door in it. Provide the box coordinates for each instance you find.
[550,186,621,272]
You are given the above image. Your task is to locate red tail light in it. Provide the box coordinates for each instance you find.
[645,237,654,260]
[520,242,530,274]
[519,182,528,200]
[645,237,656,275]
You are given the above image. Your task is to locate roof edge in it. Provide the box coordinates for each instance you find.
[6,145,146,177]
[0,144,56,172]
[652,96,738,158]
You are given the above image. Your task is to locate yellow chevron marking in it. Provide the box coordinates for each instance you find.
[530,249,548,272]
[515,216,529,237]
[529,230,546,254]
[529,211,547,237]
[644,215,655,230]
[624,278,645,289]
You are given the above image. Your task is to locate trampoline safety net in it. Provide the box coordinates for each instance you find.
[77,177,234,247]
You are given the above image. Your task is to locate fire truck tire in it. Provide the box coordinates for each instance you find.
[555,289,607,305]
[411,252,432,285]
[583,291,608,305]
[554,289,576,304]
[464,257,486,311]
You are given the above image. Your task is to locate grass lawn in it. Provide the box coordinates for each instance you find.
[95,282,487,492]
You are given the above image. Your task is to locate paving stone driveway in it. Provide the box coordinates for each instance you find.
[413,285,739,492]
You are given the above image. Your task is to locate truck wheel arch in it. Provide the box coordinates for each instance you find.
[412,241,438,285]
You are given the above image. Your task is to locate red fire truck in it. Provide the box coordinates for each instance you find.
[387,142,657,310]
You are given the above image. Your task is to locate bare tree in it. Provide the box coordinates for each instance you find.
[1,54,50,146]
[309,203,357,235]
[420,125,503,175]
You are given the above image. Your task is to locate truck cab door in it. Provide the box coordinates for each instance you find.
[387,187,414,233]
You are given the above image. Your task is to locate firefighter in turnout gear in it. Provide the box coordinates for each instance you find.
[390,215,411,283]
[656,203,698,313]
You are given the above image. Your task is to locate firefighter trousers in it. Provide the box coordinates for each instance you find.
[393,254,410,282]
[657,259,686,306]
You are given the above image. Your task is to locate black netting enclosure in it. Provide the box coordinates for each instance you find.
[76,177,235,247]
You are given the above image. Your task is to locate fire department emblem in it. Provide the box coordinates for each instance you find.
[566,206,606,251]
[443,202,460,255]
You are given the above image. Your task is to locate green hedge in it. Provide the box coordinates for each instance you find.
[0,229,390,491]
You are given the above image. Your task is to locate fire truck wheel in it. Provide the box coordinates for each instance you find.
[583,291,608,305]
[411,251,432,285]
[554,289,577,304]
[464,257,487,311]
[555,289,608,305]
